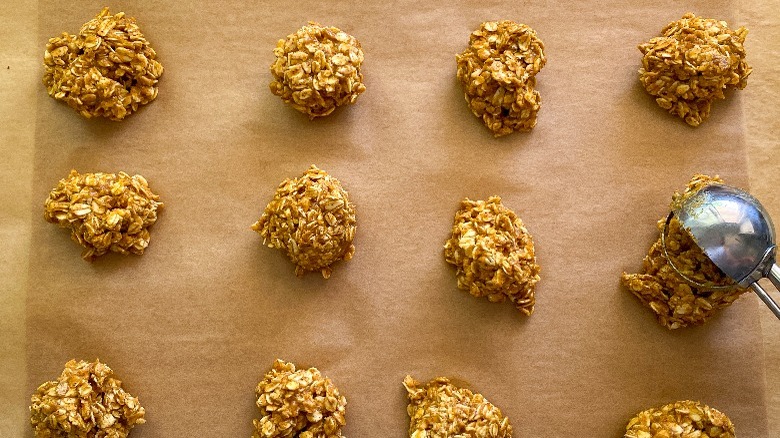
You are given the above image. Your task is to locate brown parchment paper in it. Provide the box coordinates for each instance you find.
[744,0,780,433]
[15,0,771,436]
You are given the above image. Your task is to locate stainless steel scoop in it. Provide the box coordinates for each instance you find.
[661,183,780,319]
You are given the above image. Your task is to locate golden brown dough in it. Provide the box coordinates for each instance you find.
[456,20,546,137]
[624,400,735,438]
[404,375,513,438]
[43,8,163,120]
[444,196,540,315]
[44,170,163,261]
[270,22,366,118]
[252,165,356,278]
[621,174,749,329]
[30,359,145,438]
[253,359,347,438]
[638,13,751,126]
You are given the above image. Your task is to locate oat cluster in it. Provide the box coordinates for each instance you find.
[624,400,735,438]
[621,174,748,329]
[44,170,163,261]
[43,8,163,121]
[270,22,366,118]
[444,196,540,315]
[30,359,145,438]
[638,13,751,127]
[253,359,347,438]
[456,20,546,137]
[404,376,512,438]
[252,165,356,278]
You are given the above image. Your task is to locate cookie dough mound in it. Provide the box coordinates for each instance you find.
[456,20,546,137]
[403,375,512,438]
[443,196,540,315]
[625,400,735,438]
[621,174,749,329]
[44,170,164,261]
[43,7,164,120]
[270,22,366,118]
[252,165,356,278]
[30,359,145,438]
[638,13,751,127]
[253,359,347,438]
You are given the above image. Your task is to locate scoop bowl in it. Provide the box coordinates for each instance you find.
[669,183,780,319]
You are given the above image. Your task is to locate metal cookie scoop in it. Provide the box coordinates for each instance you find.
[661,183,780,319]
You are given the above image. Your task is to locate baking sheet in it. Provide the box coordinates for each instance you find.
[20,0,768,436]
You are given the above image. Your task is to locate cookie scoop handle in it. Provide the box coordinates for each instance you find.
[751,274,780,320]
[769,263,780,292]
